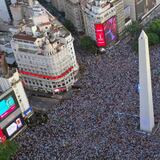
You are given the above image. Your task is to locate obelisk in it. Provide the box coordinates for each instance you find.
[139,30,155,132]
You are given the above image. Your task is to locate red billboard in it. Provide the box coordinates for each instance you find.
[0,91,19,122]
[103,16,117,44]
[0,128,6,143]
[95,24,106,47]
[95,16,117,47]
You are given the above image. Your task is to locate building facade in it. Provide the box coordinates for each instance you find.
[82,0,121,47]
[11,2,79,94]
[123,0,158,21]
[112,0,126,35]
[0,0,12,22]
[0,53,33,143]
[65,0,84,32]
[0,87,26,143]
[0,54,33,118]
[51,0,65,12]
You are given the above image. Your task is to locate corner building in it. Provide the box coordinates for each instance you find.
[11,2,79,93]
[82,0,125,47]
[123,0,157,21]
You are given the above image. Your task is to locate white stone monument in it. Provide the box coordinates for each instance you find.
[139,30,155,132]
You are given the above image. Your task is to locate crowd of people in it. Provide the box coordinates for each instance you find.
[14,39,160,159]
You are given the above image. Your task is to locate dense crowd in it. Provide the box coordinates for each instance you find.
[14,39,160,160]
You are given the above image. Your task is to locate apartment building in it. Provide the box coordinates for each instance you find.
[65,0,84,32]
[0,53,33,118]
[0,0,12,22]
[10,2,79,94]
[82,0,119,47]
[123,0,158,21]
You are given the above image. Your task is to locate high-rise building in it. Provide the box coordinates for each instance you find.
[0,0,34,24]
[123,0,157,21]
[0,53,33,118]
[112,0,126,35]
[82,0,116,41]
[65,0,84,32]
[0,52,33,143]
[11,2,79,94]
[0,0,12,22]
[82,0,125,47]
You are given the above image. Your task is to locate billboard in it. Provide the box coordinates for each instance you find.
[103,16,117,45]
[95,24,106,47]
[0,90,19,121]
[2,115,25,139]
[95,16,117,47]
[0,128,6,143]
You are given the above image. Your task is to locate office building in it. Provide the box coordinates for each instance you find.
[11,2,79,94]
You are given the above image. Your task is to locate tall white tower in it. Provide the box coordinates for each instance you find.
[139,30,155,132]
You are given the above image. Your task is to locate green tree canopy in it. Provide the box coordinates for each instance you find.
[147,19,160,35]
[64,20,75,33]
[80,36,98,54]
[0,140,19,160]
[126,21,142,39]
[147,32,160,45]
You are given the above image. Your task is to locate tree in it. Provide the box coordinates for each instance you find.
[0,140,19,160]
[80,36,98,54]
[126,21,142,40]
[64,20,75,33]
[147,19,160,35]
[147,32,160,45]
[126,21,142,52]
[132,41,138,53]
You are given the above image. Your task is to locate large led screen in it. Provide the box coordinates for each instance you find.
[103,16,117,45]
[95,24,106,47]
[0,91,19,121]
[2,115,25,139]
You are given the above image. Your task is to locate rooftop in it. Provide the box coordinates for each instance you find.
[13,34,37,42]
[11,2,71,54]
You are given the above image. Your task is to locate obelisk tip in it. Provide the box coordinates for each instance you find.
[139,30,148,40]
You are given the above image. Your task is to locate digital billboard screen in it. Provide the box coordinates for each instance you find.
[2,115,25,139]
[95,24,106,47]
[103,16,117,45]
[0,91,19,121]
[0,128,6,143]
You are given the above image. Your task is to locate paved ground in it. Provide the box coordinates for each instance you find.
[14,39,160,160]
